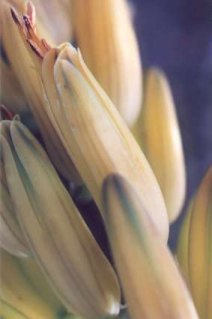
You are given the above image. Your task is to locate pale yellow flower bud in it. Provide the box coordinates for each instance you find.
[1,120,120,318]
[133,68,186,222]
[72,0,142,126]
[1,2,80,181]
[102,174,199,319]
[177,167,212,319]
[41,43,168,240]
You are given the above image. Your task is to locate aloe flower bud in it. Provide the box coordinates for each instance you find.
[133,68,186,222]
[177,167,212,319]
[8,5,168,239]
[102,174,199,319]
[72,0,142,126]
[42,44,168,240]
[1,120,120,318]
[1,2,80,181]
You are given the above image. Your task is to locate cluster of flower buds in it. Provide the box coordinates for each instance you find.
[0,1,211,319]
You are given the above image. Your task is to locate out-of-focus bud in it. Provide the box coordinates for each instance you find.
[1,120,120,319]
[102,174,199,319]
[72,0,142,126]
[1,2,80,181]
[132,68,186,222]
[42,44,168,240]
[0,249,72,319]
[177,167,212,319]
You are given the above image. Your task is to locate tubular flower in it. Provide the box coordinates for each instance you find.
[1,1,80,181]
[47,44,168,240]
[177,167,212,319]
[0,120,120,319]
[8,4,168,240]
[132,68,186,222]
[102,174,198,319]
[71,0,142,126]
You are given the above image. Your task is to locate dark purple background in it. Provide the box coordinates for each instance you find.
[131,0,212,247]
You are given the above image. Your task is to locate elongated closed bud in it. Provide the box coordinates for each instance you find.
[102,174,199,319]
[0,249,73,319]
[133,68,186,222]
[1,2,80,181]
[9,5,168,239]
[44,44,168,240]
[177,167,212,319]
[72,0,142,126]
[1,120,120,318]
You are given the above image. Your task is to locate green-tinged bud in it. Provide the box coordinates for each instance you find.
[1,1,79,181]
[8,1,168,238]
[0,249,71,319]
[41,43,168,240]
[1,120,120,318]
[6,1,168,239]
[72,0,142,126]
[177,167,212,319]
[102,174,199,319]
[132,68,186,222]
[8,5,168,239]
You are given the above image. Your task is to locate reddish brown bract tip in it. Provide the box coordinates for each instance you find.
[10,3,51,60]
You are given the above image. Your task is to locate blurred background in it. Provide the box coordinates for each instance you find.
[131,0,212,248]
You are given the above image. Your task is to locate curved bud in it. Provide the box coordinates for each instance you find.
[1,2,80,181]
[102,174,198,319]
[1,120,120,318]
[41,43,168,240]
[7,4,168,239]
[133,68,186,222]
[177,167,212,319]
[72,0,142,126]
